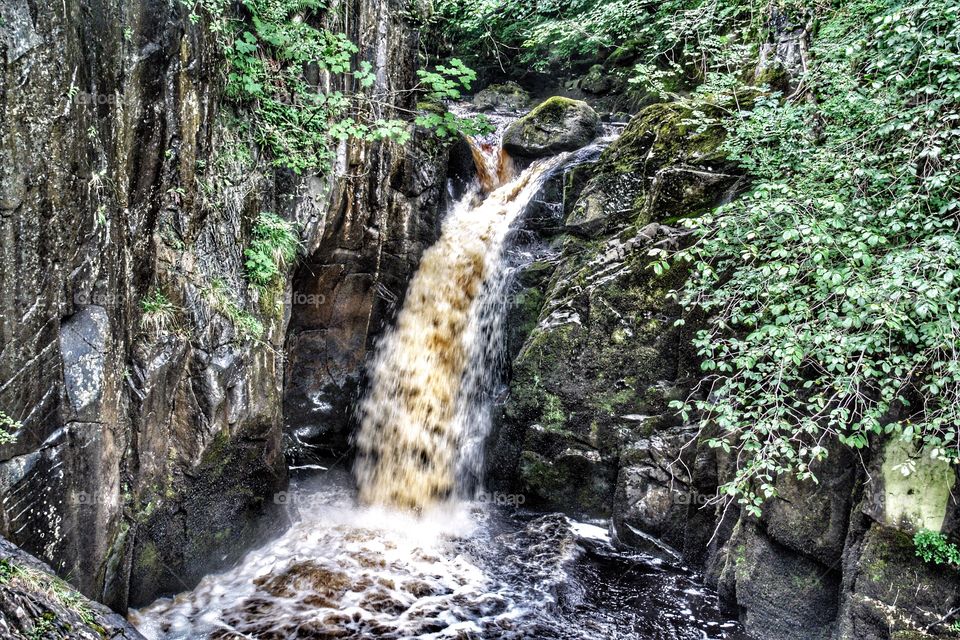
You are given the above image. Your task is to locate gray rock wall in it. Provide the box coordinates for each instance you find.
[0,0,442,612]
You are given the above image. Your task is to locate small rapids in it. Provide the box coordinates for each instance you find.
[132,471,746,640]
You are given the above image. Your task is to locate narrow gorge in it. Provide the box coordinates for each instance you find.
[1,1,958,639]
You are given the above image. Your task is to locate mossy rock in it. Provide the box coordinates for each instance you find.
[599,102,729,177]
[416,100,447,116]
[126,427,288,607]
[519,450,616,517]
[565,101,735,236]
[472,81,531,113]
[502,97,602,158]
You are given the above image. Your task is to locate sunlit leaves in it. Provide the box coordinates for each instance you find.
[673,0,960,510]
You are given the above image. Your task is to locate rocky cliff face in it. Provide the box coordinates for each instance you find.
[283,125,454,460]
[0,0,445,614]
[495,93,960,640]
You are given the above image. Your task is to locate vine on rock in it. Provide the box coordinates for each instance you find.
[183,0,490,174]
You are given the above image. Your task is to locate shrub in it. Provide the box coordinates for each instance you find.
[662,0,960,514]
[204,278,266,340]
[914,530,960,569]
[244,212,300,289]
[0,412,19,445]
[183,0,489,174]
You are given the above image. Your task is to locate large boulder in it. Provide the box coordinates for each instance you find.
[472,81,531,113]
[502,97,602,158]
[581,64,616,94]
[716,523,841,640]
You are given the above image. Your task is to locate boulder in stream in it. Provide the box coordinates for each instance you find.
[503,97,602,158]
[473,81,531,113]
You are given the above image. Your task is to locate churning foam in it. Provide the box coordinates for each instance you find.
[354,145,566,511]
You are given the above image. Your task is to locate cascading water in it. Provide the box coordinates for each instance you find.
[354,143,563,510]
[131,125,747,640]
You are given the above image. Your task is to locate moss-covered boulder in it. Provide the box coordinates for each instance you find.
[565,102,738,237]
[472,81,531,112]
[494,99,739,517]
[494,224,695,517]
[502,97,602,158]
[581,64,616,94]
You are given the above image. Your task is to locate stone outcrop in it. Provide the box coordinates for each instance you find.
[491,100,740,518]
[0,0,443,613]
[0,536,144,639]
[502,97,602,158]
[473,81,531,113]
[495,97,960,639]
[283,125,454,459]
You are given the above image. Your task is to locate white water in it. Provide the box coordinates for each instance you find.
[353,146,567,510]
[132,472,743,640]
[132,474,543,639]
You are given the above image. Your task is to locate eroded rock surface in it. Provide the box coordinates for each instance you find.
[473,81,532,113]
[0,536,144,639]
[0,0,443,613]
[496,95,960,640]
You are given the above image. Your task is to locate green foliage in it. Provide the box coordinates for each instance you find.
[661,0,960,513]
[428,0,768,80]
[183,0,486,173]
[27,613,55,640]
[914,530,960,569]
[0,559,98,631]
[244,212,300,289]
[414,58,493,137]
[140,290,177,334]
[417,58,477,99]
[0,411,20,445]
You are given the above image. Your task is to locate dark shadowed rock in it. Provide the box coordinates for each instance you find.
[502,97,602,158]
[0,0,439,614]
[473,81,531,113]
[716,523,840,640]
[283,125,454,461]
[581,64,615,95]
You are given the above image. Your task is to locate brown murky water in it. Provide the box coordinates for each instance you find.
[132,472,746,640]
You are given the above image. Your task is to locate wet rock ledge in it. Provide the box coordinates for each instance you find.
[0,536,144,639]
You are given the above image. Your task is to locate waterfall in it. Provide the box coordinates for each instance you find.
[131,131,747,640]
[353,141,566,511]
